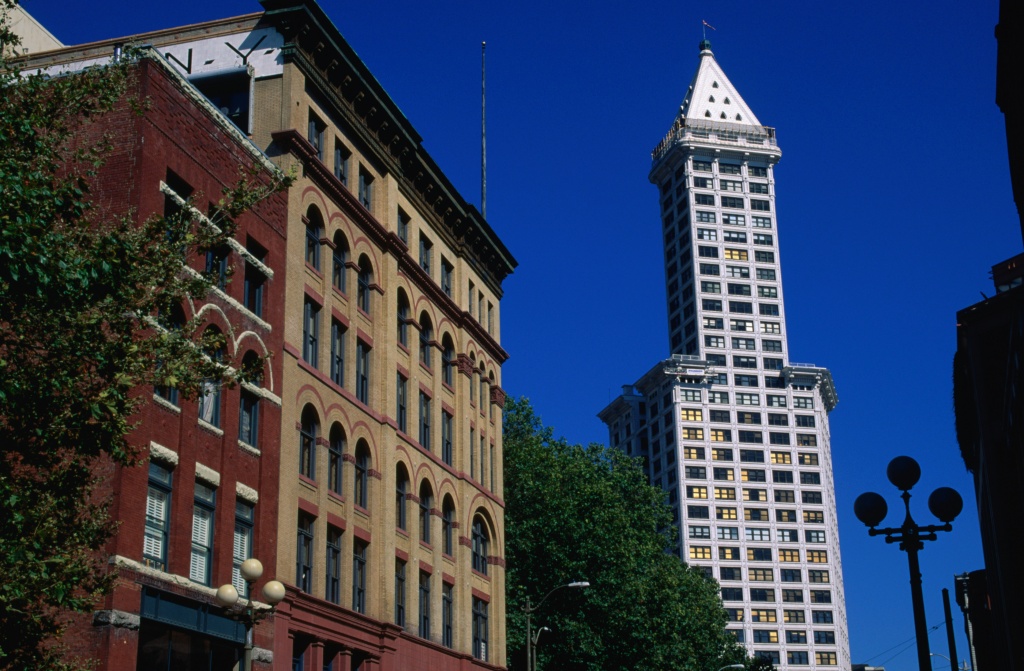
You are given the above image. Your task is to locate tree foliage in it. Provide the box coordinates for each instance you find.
[0,5,287,669]
[503,397,748,671]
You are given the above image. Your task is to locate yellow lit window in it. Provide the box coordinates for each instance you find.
[807,550,828,563]
[719,547,740,560]
[779,549,801,562]
[803,511,825,524]
[681,409,703,421]
[689,546,712,560]
[754,630,779,642]
[682,428,704,440]
[743,488,767,502]
[750,609,777,623]
[716,507,738,520]
[710,430,729,442]
[816,653,838,666]
[714,487,736,500]
[749,568,774,581]
[771,451,792,464]
[808,570,830,583]
[798,452,819,465]
[783,609,805,623]
[683,447,704,459]
[712,448,732,461]
[687,486,708,499]
[724,248,749,261]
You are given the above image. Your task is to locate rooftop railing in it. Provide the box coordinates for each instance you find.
[652,117,777,161]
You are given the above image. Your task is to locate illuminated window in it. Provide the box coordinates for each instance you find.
[749,568,773,581]
[717,507,738,520]
[683,447,706,459]
[681,409,703,421]
[784,609,806,623]
[689,546,712,560]
[808,570,830,583]
[686,486,708,500]
[816,653,838,666]
[711,429,731,442]
[682,428,704,440]
[719,547,741,560]
[799,453,819,466]
[807,550,828,563]
[771,451,792,464]
[714,487,736,500]
[750,610,777,623]
[779,549,800,562]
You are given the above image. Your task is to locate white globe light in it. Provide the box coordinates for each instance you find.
[262,580,286,605]
[215,584,239,608]
[240,558,264,582]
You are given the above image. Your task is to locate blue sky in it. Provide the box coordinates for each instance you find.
[24,0,1017,668]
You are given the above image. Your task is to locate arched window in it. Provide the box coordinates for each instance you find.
[419,481,433,545]
[442,496,455,555]
[419,313,433,368]
[354,441,371,509]
[305,206,324,271]
[198,327,224,428]
[328,424,345,495]
[397,290,410,348]
[471,515,490,575]
[441,335,454,387]
[299,405,319,480]
[357,255,373,314]
[238,351,262,447]
[332,231,349,293]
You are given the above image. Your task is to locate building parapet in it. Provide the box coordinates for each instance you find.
[652,117,777,162]
[783,364,839,412]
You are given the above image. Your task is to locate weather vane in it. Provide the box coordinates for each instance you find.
[702,20,715,40]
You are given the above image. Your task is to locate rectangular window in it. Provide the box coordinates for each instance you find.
[770,448,792,461]
[701,281,721,294]
[144,463,172,571]
[781,568,801,583]
[397,207,411,244]
[243,242,267,317]
[779,549,801,563]
[231,499,254,595]
[797,434,818,447]
[686,486,708,499]
[719,546,741,560]
[699,263,720,276]
[334,140,350,186]
[807,550,828,563]
[736,393,759,406]
[720,566,741,581]
[689,525,711,539]
[358,168,374,210]
[717,506,738,520]
[190,482,216,585]
[472,598,490,662]
[751,199,770,211]
[760,321,782,334]
[442,583,454,648]
[720,587,743,601]
[352,540,368,613]
[714,487,736,501]
[774,490,796,504]
[741,468,767,482]
[727,283,751,296]
[356,340,371,404]
[721,196,744,209]
[816,652,838,666]
[694,193,715,206]
[711,448,733,461]
[774,470,794,483]
[750,588,775,602]
[726,265,749,278]
[396,374,408,433]
[419,392,432,449]
[689,546,713,560]
[703,316,723,329]
[750,609,777,623]
[441,412,454,466]
[330,320,346,387]
[812,610,834,624]
[698,245,719,258]
[717,526,740,540]
[296,512,314,594]
[815,631,837,644]
[744,488,768,502]
[724,248,748,261]
[704,335,725,348]
[753,233,774,245]
[693,176,712,188]
[748,548,773,562]
[308,111,325,160]
[696,211,716,223]
[303,299,320,368]
[808,569,831,583]
[395,559,407,628]
[713,467,734,481]
[687,504,710,518]
[419,235,433,274]
[758,286,778,298]
[326,525,342,604]
[683,447,706,459]
[778,529,799,543]
[680,389,702,402]
[418,571,432,639]
[441,258,453,297]
[810,590,832,604]
[702,299,723,311]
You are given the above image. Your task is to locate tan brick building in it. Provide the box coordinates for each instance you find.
[23,1,515,669]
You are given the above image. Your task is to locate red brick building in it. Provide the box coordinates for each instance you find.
[63,54,289,670]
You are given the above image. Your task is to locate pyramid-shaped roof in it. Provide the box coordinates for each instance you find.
[677,40,761,127]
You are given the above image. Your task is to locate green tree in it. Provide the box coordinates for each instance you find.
[503,397,748,671]
[0,6,287,669]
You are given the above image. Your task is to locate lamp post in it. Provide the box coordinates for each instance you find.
[523,581,589,671]
[215,558,286,671]
[931,652,971,671]
[853,456,963,671]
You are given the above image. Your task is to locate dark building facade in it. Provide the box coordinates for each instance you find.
[952,2,1024,671]
[57,54,289,670]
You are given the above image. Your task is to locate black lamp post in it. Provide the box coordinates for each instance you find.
[853,456,964,671]
[523,581,589,671]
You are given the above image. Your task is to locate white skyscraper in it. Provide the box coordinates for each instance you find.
[599,40,850,670]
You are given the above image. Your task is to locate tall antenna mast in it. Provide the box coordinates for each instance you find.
[481,41,487,219]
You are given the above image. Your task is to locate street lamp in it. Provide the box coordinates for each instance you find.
[854,456,963,671]
[931,652,971,671]
[523,581,589,671]
[717,664,746,671]
[215,558,286,671]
